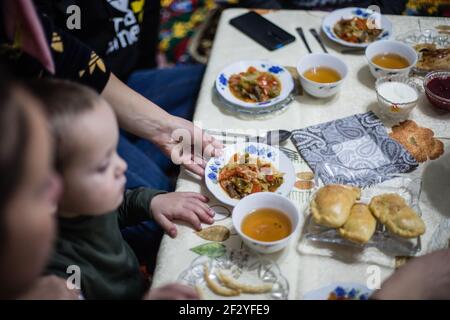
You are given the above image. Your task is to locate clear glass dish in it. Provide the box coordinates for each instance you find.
[178,249,289,300]
[303,163,422,256]
[397,29,449,75]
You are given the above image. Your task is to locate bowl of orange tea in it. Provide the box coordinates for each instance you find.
[232,192,300,254]
[365,40,417,79]
[297,53,348,98]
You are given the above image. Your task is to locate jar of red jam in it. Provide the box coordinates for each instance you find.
[424,71,450,111]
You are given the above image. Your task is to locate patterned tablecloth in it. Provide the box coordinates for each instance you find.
[152,9,450,299]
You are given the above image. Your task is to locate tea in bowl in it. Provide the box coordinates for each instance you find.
[365,40,417,79]
[297,53,348,98]
[232,192,300,254]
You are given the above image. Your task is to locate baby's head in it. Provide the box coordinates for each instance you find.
[30,80,127,217]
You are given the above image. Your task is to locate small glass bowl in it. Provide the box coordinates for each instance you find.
[424,71,450,111]
[375,75,420,120]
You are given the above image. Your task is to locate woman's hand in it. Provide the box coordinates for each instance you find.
[102,74,223,177]
[153,115,223,176]
[150,192,214,238]
[144,283,199,300]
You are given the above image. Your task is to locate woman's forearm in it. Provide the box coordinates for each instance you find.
[101,73,172,142]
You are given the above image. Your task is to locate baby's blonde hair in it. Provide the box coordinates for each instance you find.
[28,79,104,171]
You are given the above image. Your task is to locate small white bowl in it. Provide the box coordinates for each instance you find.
[365,40,418,79]
[375,75,420,120]
[232,192,300,254]
[297,53,348,98]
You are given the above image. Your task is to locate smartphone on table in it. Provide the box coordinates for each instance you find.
[229,11,296,51]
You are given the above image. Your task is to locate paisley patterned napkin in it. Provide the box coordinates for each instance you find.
[290,112,418,187]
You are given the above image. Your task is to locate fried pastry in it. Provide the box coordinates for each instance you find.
[311,184,361,228]
[414,43,450,71]
[369,193,425,238]
[216,271,273,294]
[203,264,240,297]
[339,204,377,244]
[390,120,444,162]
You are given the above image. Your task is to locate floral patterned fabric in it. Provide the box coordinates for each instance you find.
[159,0,232,63]
[404,0,450,17]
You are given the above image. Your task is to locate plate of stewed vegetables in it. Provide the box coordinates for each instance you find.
[322,7,392,48]
[215,60,295,109]
[205,142,296,207]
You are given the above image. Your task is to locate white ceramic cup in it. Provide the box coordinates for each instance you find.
[232,192,300,254]
[365,40,418,79]
[296,53,348,98]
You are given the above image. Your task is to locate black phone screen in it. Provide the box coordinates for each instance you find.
[229,11,296,51]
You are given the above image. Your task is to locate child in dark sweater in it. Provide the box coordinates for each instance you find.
[32,80,214,299]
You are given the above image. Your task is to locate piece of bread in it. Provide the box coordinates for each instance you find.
[339,204,377,244]
[369,193,425,238]
[390,120,444,163]
[311,184,361,228]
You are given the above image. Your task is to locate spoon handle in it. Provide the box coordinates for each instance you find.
[296,27,312,53]
[309,28,328,53]
[205,129,251,139]
[340,48,365,54]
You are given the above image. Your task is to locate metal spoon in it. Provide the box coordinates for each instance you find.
[309,28,328,53]
[296,27,312,53]
[205,129,292,145]
[262,129,292,145]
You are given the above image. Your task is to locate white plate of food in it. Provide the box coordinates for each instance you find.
[303,282,372,300]
[215,60,295,109]
[322,7,392,48]
[205,143,296,207]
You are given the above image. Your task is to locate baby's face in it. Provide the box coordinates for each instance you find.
[59,100,128,216]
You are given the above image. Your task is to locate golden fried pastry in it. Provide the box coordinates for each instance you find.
[311,184,361,228]
[414,43,450,71]
[390,120,444,163]
[369,193,425,238]
[217,271,273,294]
[203,264,240,297]
[338,204,377,244]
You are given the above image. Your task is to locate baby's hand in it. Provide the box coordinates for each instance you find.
[150,192,214,237]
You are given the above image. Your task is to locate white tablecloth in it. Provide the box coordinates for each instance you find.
[152,9,450,299]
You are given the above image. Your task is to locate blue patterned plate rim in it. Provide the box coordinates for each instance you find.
[303,282,373,300]
[205,142,296,207]
[322,7,392,48]
[215,60,295,109]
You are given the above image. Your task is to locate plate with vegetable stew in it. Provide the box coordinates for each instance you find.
[215,60,294,109]
[322,7,392,48]
[205,143,295,207]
